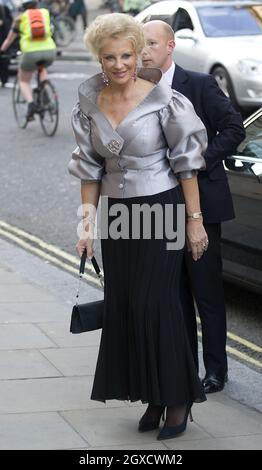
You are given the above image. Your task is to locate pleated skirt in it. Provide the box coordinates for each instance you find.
[91,186,206,406]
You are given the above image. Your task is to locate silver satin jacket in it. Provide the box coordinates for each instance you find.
[68,68,207,198]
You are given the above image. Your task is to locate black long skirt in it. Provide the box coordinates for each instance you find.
[91,186,206,406]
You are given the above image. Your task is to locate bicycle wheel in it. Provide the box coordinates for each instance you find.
[12,78,28,129]
[39,80,59,137]
[53,16,76,47]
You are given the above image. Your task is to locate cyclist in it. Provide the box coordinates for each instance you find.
[0,0,56,120]
[68,0,87,30]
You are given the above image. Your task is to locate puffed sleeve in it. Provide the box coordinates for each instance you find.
[159,90,207,179]
[68,103,105,183]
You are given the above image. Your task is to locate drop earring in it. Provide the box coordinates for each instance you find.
[132,67,138,82]
[132,63,138,82]
[102,68,110,86]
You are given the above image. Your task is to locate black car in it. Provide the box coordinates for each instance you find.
[223,108,262,294]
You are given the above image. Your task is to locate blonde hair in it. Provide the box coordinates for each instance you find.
[84,13,145,58]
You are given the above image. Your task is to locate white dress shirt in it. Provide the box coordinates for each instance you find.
[163,62,175,87]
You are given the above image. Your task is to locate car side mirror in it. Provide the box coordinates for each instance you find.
[225,155,262,182]
[175,28,197,42]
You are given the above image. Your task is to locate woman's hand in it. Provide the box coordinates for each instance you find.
[76,238,94,259]
[186,219,209,261]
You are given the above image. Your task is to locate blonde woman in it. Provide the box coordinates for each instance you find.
[69,13,208,440]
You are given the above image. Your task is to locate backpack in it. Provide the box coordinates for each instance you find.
[27,9,46,40]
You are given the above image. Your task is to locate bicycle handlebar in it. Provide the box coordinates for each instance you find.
[0,51,10,59]
[0,49,20,60]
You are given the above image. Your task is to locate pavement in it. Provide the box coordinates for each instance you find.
[1,5,262,452]
[0,236,261,450]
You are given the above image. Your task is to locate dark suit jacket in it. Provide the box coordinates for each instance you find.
[0,5,12,45]
[172,65,246,223]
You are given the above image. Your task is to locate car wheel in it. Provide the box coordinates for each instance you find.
[212,66,238,109]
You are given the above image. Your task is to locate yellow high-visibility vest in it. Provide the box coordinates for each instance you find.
[19,8,56,53]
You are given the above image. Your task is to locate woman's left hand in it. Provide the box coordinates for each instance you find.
[186,220,209,261]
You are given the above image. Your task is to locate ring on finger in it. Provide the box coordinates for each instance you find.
[202,241,209,250]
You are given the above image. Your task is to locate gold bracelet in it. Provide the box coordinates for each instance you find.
[187,212,202,220]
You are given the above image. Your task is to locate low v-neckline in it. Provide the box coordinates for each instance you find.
[77,68,174,140]
[95,84,156,131]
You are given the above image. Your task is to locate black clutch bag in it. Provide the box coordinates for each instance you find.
[70,250,104,334]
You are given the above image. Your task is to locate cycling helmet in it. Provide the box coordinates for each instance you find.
[21,0,38,8]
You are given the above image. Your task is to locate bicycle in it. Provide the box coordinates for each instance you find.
[12,61,59,137]
[51,12,76,47]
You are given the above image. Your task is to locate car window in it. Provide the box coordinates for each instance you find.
[173,8,193,32]
[140,14,152,23]
[237,114,262,160]
[197,5,262,37]
[225,114,262,175]
[146,14,174,27]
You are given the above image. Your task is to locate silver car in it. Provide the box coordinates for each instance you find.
[136,0,262,111]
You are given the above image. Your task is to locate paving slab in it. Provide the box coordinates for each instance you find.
[0,376,126,414]
[0,324,56,350]
[87,443,168,451]
[0,284,59,302]
[0,350,62,380]
[38,321,101,348]
[0,412,88,450]
[0,301,70,324]
[61,407,212,448]
[41,346,98,376]
[165,434,262,451]
[192,395,262,438]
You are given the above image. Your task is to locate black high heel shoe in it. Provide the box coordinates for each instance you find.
[157,404,193,440]
[138,406,165,432]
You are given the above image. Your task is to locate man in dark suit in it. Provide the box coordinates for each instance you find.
[142,20,246,393]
